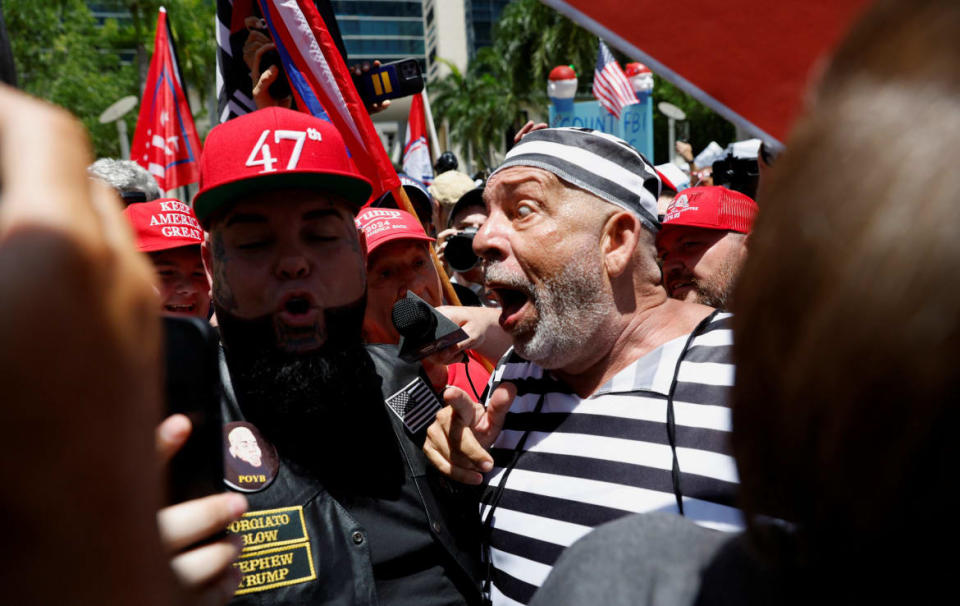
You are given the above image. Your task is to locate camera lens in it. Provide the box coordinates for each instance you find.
[445,228,479,272]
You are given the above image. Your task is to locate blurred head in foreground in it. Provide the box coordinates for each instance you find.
[731,0,960,597]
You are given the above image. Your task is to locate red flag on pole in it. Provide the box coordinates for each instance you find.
[131,7,202,192]
[403,93,434,186]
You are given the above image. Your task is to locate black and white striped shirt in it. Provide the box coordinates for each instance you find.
[480,312,741,606]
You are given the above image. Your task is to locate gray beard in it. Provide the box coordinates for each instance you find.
[487,251,614,369]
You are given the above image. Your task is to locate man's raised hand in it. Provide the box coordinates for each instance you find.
[424,381,516,484]
[156,414,248,606]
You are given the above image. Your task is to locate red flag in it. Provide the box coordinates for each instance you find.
[543,0,871,144]
[131,8,202,192]
[258,0,400,197]
[403,93,434,186]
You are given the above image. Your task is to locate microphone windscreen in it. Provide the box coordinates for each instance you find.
[392,297,435,339]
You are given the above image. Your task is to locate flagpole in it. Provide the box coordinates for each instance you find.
[393,185,460,306]
[270,1,489,360]
[393,186,497,374]
[420,88,441,164]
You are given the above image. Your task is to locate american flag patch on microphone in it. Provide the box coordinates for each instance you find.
[385,377,443,434]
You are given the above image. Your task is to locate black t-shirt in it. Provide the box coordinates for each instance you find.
[335,445,472,606]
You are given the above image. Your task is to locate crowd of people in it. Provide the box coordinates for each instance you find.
[3,0,959,604]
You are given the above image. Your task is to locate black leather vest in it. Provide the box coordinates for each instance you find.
[220,344,482,605]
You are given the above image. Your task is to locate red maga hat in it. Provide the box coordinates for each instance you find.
[355,207,434,255]
[661,186,758,234]
[192,107,372,227]
[123,198,203,253]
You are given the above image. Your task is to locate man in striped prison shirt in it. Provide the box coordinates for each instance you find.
[424,128,742,606]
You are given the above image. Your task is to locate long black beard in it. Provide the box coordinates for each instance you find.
[217,297,403,494]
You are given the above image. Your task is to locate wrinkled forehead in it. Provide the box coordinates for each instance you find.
[484,165,612,225]
[484,166,563,205]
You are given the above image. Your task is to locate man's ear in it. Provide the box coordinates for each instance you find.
[601,210,642,278]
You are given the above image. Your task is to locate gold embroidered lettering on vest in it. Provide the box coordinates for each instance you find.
[226,507,310,553]
[233,543,317,595]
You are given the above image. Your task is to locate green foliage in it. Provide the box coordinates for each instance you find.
[493,0,596,100]
[431,0,735,167]
[430,51,524,171]
[431,0,597,168]
[651,76,735,164]
[7,0,137,157]
[6,0,215,158]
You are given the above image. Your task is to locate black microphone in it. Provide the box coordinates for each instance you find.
[391,292,468,362]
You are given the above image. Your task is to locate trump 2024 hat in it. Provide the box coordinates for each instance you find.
[123,198,203,252]
[661,186,758,234]
[355,207,434,255]
[192,107,373,227]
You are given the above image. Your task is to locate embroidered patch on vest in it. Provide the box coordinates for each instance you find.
[227,506,315,595]
[233,542,317,595]
[223,421,279,492]
[227,506,309,552]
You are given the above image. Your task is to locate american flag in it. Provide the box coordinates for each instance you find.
[592,39,638,119]
[385,377,443,435]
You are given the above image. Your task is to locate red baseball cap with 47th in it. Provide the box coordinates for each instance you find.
[123,198,203,252]
[192,107,372,228]
[355,207,434,255]
[661,186,758,234]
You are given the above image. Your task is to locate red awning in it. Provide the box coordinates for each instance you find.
[543,0,874,146]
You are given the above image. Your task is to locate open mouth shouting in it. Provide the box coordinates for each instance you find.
[485,264,537,334]
[491,286,533,332]
[274,292,325,352]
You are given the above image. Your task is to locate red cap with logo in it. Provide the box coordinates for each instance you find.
[123,198,204,253]
[355,207,434,255]
[192,107,373,228]
[661,186,758,234]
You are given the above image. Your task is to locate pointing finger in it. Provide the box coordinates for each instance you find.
[476,381,516,447]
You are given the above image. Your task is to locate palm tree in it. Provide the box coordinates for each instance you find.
[431,50,524,171]
[494,0,597,100]
[430,0,596,171]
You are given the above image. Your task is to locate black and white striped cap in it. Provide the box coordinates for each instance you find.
[491,128,662,230]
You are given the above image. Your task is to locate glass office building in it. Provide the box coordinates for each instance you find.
[465,0,511,58]
[331,0,427,70]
